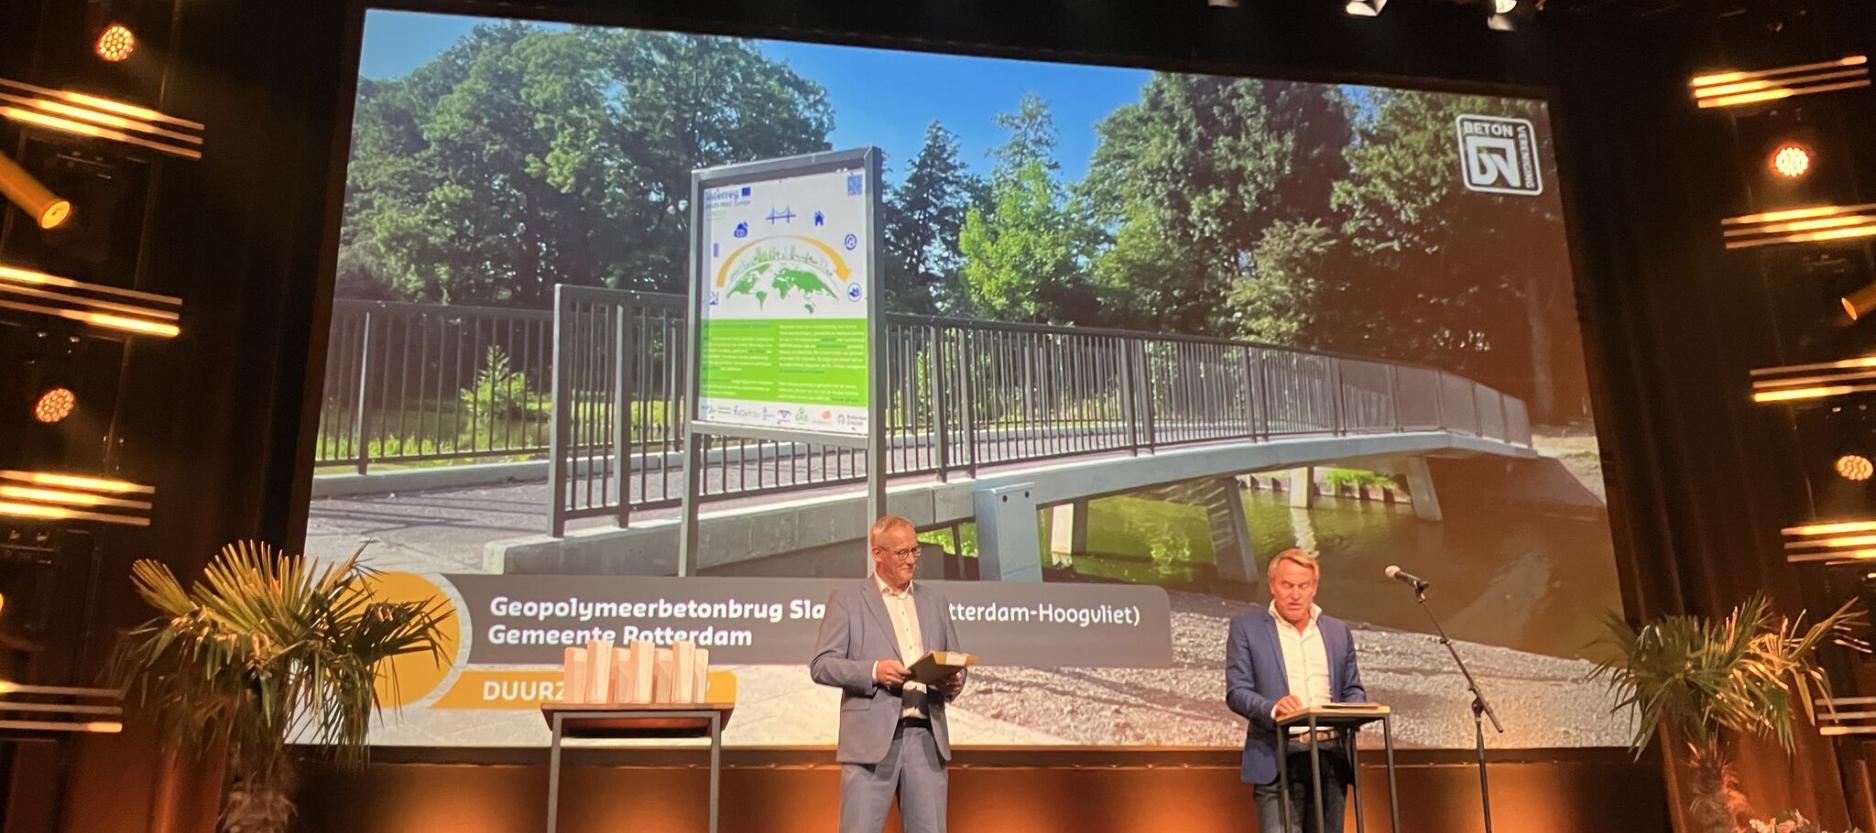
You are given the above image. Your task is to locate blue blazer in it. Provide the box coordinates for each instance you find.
[1224,607,1366,785]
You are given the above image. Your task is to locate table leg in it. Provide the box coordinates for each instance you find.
[1308,715,1325,833]
[547,713,564,833]
[1277,729,1292,833]
[1348,727,1365,833]
[1384,716,1400,833]
[709,712,722,833]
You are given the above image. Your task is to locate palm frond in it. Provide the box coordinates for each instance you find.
[108,540,448,774]
[1590,592,1866,761]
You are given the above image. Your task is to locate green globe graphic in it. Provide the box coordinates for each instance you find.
[723,247,841,314]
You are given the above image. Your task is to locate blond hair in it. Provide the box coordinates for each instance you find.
[1268,547,1320,580]
[868,515,916,547]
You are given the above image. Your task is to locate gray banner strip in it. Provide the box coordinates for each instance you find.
[449,576,1172,667]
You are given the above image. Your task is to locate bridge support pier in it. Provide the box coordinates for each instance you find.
[1048,499,1090,566]
[1288,467,1316,508]
[1204,478,1259,583]
[1403,456,1444,522]
[975,482,1043,582]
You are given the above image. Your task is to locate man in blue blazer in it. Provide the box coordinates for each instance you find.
[1225,548,1367,833]
[810,515,966,833]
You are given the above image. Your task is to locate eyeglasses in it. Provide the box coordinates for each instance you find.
[874,544,921,561]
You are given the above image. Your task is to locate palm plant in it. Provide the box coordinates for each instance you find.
[1592,593,1864,833]
[109,541,448,833]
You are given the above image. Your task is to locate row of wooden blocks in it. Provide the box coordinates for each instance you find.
[560,639,710,705]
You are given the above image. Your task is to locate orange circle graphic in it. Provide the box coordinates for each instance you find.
[365,571,461,708]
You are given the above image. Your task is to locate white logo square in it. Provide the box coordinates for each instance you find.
[1456,115,1543,196]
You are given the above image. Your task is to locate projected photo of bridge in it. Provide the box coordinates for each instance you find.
[299,12,1626,750]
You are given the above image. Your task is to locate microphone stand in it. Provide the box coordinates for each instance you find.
[1413,585,1504,833]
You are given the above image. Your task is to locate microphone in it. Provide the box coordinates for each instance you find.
[1384,565,1429,592]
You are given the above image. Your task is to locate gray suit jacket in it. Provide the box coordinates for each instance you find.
[809,578,963,764]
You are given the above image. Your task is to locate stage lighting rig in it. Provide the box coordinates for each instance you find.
[1486,0,1533,31]
[1772,143,1813,178]
[0,150,71,232]
[1843,280,1876,322]
[31,388,75,425]
[1692,56,1870,110]
[93,24,135,64]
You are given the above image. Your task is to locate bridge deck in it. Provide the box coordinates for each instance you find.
[307,428,1533,570]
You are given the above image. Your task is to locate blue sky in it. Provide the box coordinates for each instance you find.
[359,10,1162,184]
[353,12,1415,185]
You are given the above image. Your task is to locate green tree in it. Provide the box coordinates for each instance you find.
[958,159,1080,322]
[990,92,1060,180]
[884,122,982,315]
[338,26,834,307]
[1226,219,1334,346]
[1328,90,1577,418]
[1082,75,1354,335]
[339,23,539,301]
[958,96,1090,324]
[604,33,835,292]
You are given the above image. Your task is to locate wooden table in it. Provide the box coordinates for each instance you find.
[540,702,737,833]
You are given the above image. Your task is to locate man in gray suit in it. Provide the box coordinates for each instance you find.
[810,515,966,833]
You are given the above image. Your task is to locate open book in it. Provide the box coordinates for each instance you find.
[909,651,976,685]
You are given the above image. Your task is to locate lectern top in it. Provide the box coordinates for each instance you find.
[1275,703,1391,729]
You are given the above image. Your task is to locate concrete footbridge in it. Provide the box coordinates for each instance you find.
[309,290,1542,579]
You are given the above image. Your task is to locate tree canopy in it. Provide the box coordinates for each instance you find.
[338,27,1589,420]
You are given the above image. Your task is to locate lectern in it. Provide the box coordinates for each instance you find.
[1274,704,1400,833]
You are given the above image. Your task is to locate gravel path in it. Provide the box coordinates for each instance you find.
[961,590,1632,748]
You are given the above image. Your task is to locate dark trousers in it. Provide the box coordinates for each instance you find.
[1254,740,1351,833]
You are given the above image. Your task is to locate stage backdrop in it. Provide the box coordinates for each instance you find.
[301,9,1629,751]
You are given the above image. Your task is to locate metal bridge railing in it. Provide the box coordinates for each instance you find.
[540,288,1534,536]
[314,300,553,473]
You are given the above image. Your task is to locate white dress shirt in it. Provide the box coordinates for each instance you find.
[873,574,929,718]
[1270,602,1333,723]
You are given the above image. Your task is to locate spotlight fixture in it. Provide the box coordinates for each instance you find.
[1723,203,1876,250]
[1815,696,1876,736]
[1772,143,1813,178]
[0,470,154,527]
[1345,0,1388,16]
[94,24,134,63]
[1751,355,1876,403]
[0,77,204,160]
[1786,520,1876,563]
[31,387,75,424]
[0,149,70,230]
[1692,56,1871,110]
[1843,281,1876,321]
[0,682,124,735]
[1838,454,1875,481]
[0,263,181,339]
[1485,0,1530,31]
